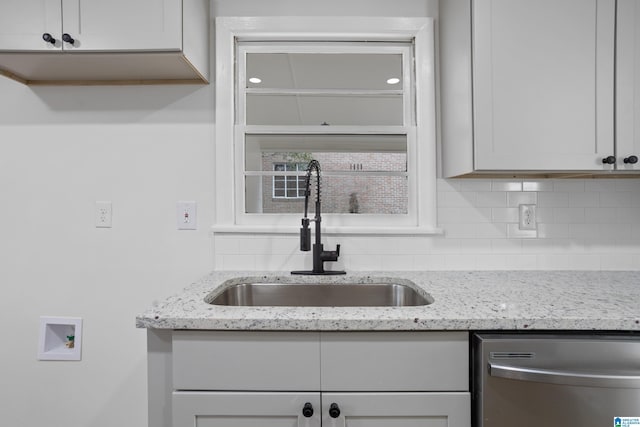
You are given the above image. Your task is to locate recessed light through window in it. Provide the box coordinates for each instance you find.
[386,77,400,85]
[249,77,262,84]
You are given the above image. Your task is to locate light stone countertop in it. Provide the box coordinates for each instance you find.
[136,271,640,331]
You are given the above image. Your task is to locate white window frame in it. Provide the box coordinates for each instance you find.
[213,17,439,235]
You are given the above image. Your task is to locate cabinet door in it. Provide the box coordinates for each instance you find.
[0,0,62,51]
[473,0,615,171]
[322,392,470,427]
[173,392,321,427]
[616,0,640,170]
[60,0,182,52]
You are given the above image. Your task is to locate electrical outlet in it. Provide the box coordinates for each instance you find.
[519,204,537,230]
[177,201,197,230]
[95,201,112,228]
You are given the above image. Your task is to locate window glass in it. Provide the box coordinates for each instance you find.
[244,134,408,214]
[244,134,407,171]
[246,95,403,126]
[244,52,404,126]
[245,174,407,214]
[246,53,402,90]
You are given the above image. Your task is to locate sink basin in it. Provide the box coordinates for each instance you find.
[206,281,433,307]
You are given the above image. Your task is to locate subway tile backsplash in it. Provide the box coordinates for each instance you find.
[214,179,640,271]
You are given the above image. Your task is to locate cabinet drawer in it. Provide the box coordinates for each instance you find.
[172,331,320,391]
[320,331,468,391]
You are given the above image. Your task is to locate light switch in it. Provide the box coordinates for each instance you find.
[177,201,197,230]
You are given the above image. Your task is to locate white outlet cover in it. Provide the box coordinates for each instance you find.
[95,201,112,228]
[519,204,537,231]
[38,316,82,361]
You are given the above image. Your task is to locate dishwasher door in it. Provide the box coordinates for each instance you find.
[473,334,640,427]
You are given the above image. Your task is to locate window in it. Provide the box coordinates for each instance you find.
[214,17,438,233]
[240,43,411,218]
[272,162,306,199]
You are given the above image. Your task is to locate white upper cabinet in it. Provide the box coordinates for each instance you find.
[61,0,182,52]
[0,0,209,84]
[473,0,615,171]
[0,0,181,52]
[616,0,640,171]
[440,0,620,176]
[0,0,62,51]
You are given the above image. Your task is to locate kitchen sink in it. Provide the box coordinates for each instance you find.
[206,281,433,307]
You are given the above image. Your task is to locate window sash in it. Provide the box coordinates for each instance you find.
[237,42,415,127]
[234,125,418,226]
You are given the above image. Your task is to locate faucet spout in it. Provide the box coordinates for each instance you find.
[292,160,345,276]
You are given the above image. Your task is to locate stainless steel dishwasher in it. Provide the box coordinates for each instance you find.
[473,333,640,427]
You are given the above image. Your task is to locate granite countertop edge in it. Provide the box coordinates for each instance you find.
[136,270,640,331]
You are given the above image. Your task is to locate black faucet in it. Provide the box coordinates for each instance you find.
[291,160,345,275]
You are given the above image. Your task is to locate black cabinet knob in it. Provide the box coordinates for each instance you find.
[42,33,56,44]
[62,33,75,44]
[329,403,341,418]
[602,156,616,165]
[624,155,638,164]
[302,402,314,418]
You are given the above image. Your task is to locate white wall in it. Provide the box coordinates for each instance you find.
[0,77,215,425]
[1,0,639,426]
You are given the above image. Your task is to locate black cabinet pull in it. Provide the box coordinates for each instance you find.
[302,402,314,418]
[624,155,638,164]
[62,33,75,44]
[42,33,56,44]
[329,403,341,418]
[602,155,616,165]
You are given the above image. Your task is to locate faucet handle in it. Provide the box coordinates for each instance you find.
[321,244,341,262]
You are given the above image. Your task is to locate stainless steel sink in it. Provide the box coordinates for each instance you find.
[206,281,433,307]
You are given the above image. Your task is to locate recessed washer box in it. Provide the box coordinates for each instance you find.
[38,316,82,361]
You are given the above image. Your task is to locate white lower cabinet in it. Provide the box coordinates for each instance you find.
[173,392,321,427]
[150,330,470,427]
[321,392,469,427]
[172,391,469,427]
